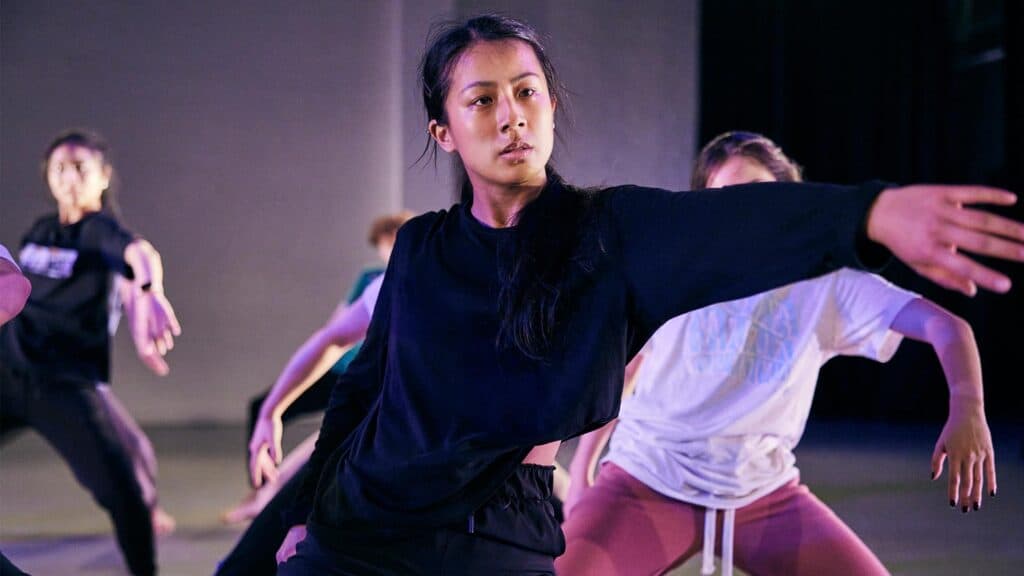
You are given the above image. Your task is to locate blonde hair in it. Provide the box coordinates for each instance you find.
[367,210,415,246]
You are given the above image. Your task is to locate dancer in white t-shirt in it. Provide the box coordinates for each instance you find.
[558,132,996,576]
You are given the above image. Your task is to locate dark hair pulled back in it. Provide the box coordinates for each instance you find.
[419,14,601,359]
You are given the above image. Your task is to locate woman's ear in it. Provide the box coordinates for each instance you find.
[428,120,456,153]
[100,164,113,191]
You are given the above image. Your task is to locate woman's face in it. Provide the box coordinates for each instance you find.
[375,235,396,263]
[706,155,776,188]
[430,39,556,194]
[46,144,110,211]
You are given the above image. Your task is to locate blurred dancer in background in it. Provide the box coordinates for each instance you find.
[0,129,181,576]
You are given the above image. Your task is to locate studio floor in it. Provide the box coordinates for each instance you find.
[1,419,1021,576]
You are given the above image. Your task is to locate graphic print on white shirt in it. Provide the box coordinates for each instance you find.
[19,243,78,279]
[606,268,919,508]
[678,288,800,401]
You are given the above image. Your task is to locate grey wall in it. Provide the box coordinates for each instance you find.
[1,0,697,423]
[460,0,699,190]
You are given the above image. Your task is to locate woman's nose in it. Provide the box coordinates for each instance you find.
[499,98,527,134]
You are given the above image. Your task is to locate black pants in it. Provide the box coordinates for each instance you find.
[245,372,335,484]
[0,365,154,576]
[214,463,309,576]
[216,462,566,576]
[277,464,561,576]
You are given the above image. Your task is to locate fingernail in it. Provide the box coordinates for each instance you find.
[973,502,980,511]
[961,506,969,514]
[950,499,957,508]
[990,490,997,497]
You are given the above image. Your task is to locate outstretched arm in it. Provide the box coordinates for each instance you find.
[889,298,995,512]
[249,289,373,488]
[614,183,1023,348]
[123,239,182,375]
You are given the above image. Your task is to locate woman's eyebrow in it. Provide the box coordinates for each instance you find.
[459,72,541,95]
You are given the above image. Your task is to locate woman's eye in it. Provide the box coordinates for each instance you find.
[471,96,492,106]
[520,88,537,97]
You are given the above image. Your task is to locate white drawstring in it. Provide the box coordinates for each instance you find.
[722,508,736,576]
[701,508,717,575]
[700,507,736,576]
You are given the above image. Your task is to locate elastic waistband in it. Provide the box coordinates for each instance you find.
[464,463,554,534]
[461,463,562,556]
[489,463,555,502]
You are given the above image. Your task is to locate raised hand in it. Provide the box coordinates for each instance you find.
[867,185,1024,296]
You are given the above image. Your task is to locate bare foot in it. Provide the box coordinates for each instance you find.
[152,507,176,535]
[220,488,272,525]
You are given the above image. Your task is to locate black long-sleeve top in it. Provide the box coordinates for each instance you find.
[287,176,888,546]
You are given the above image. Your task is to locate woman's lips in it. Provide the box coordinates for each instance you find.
[500,143,533,162]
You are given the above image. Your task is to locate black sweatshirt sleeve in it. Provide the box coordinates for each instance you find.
[280,254,395,527]
[607,180,889,345]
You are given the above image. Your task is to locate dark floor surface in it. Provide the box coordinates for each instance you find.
[1,419,1021,575]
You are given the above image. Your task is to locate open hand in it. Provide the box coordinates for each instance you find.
[131,291,182,375]
[867,185,1024,296]
[931,398,996,513]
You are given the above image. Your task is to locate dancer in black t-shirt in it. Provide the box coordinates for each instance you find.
[0,129,181,576]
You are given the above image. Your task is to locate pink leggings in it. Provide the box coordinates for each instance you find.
[557,462,888,576]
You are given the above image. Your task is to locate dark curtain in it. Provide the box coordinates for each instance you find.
[699,0,1021,423]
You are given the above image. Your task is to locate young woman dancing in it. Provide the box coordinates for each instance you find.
[0,130,181,576]
[557,131,996,576]
[223,211,413,526]
[274,15,1024,575]
[215,265,385,575]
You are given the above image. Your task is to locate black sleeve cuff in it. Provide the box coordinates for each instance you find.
[844,180,895,271]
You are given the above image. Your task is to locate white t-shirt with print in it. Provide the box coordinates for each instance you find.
[604,268,918,509]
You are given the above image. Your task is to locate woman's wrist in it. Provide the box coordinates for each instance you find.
[948,389,985,410]
[258,402,284,422]
[135,280,164,295]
